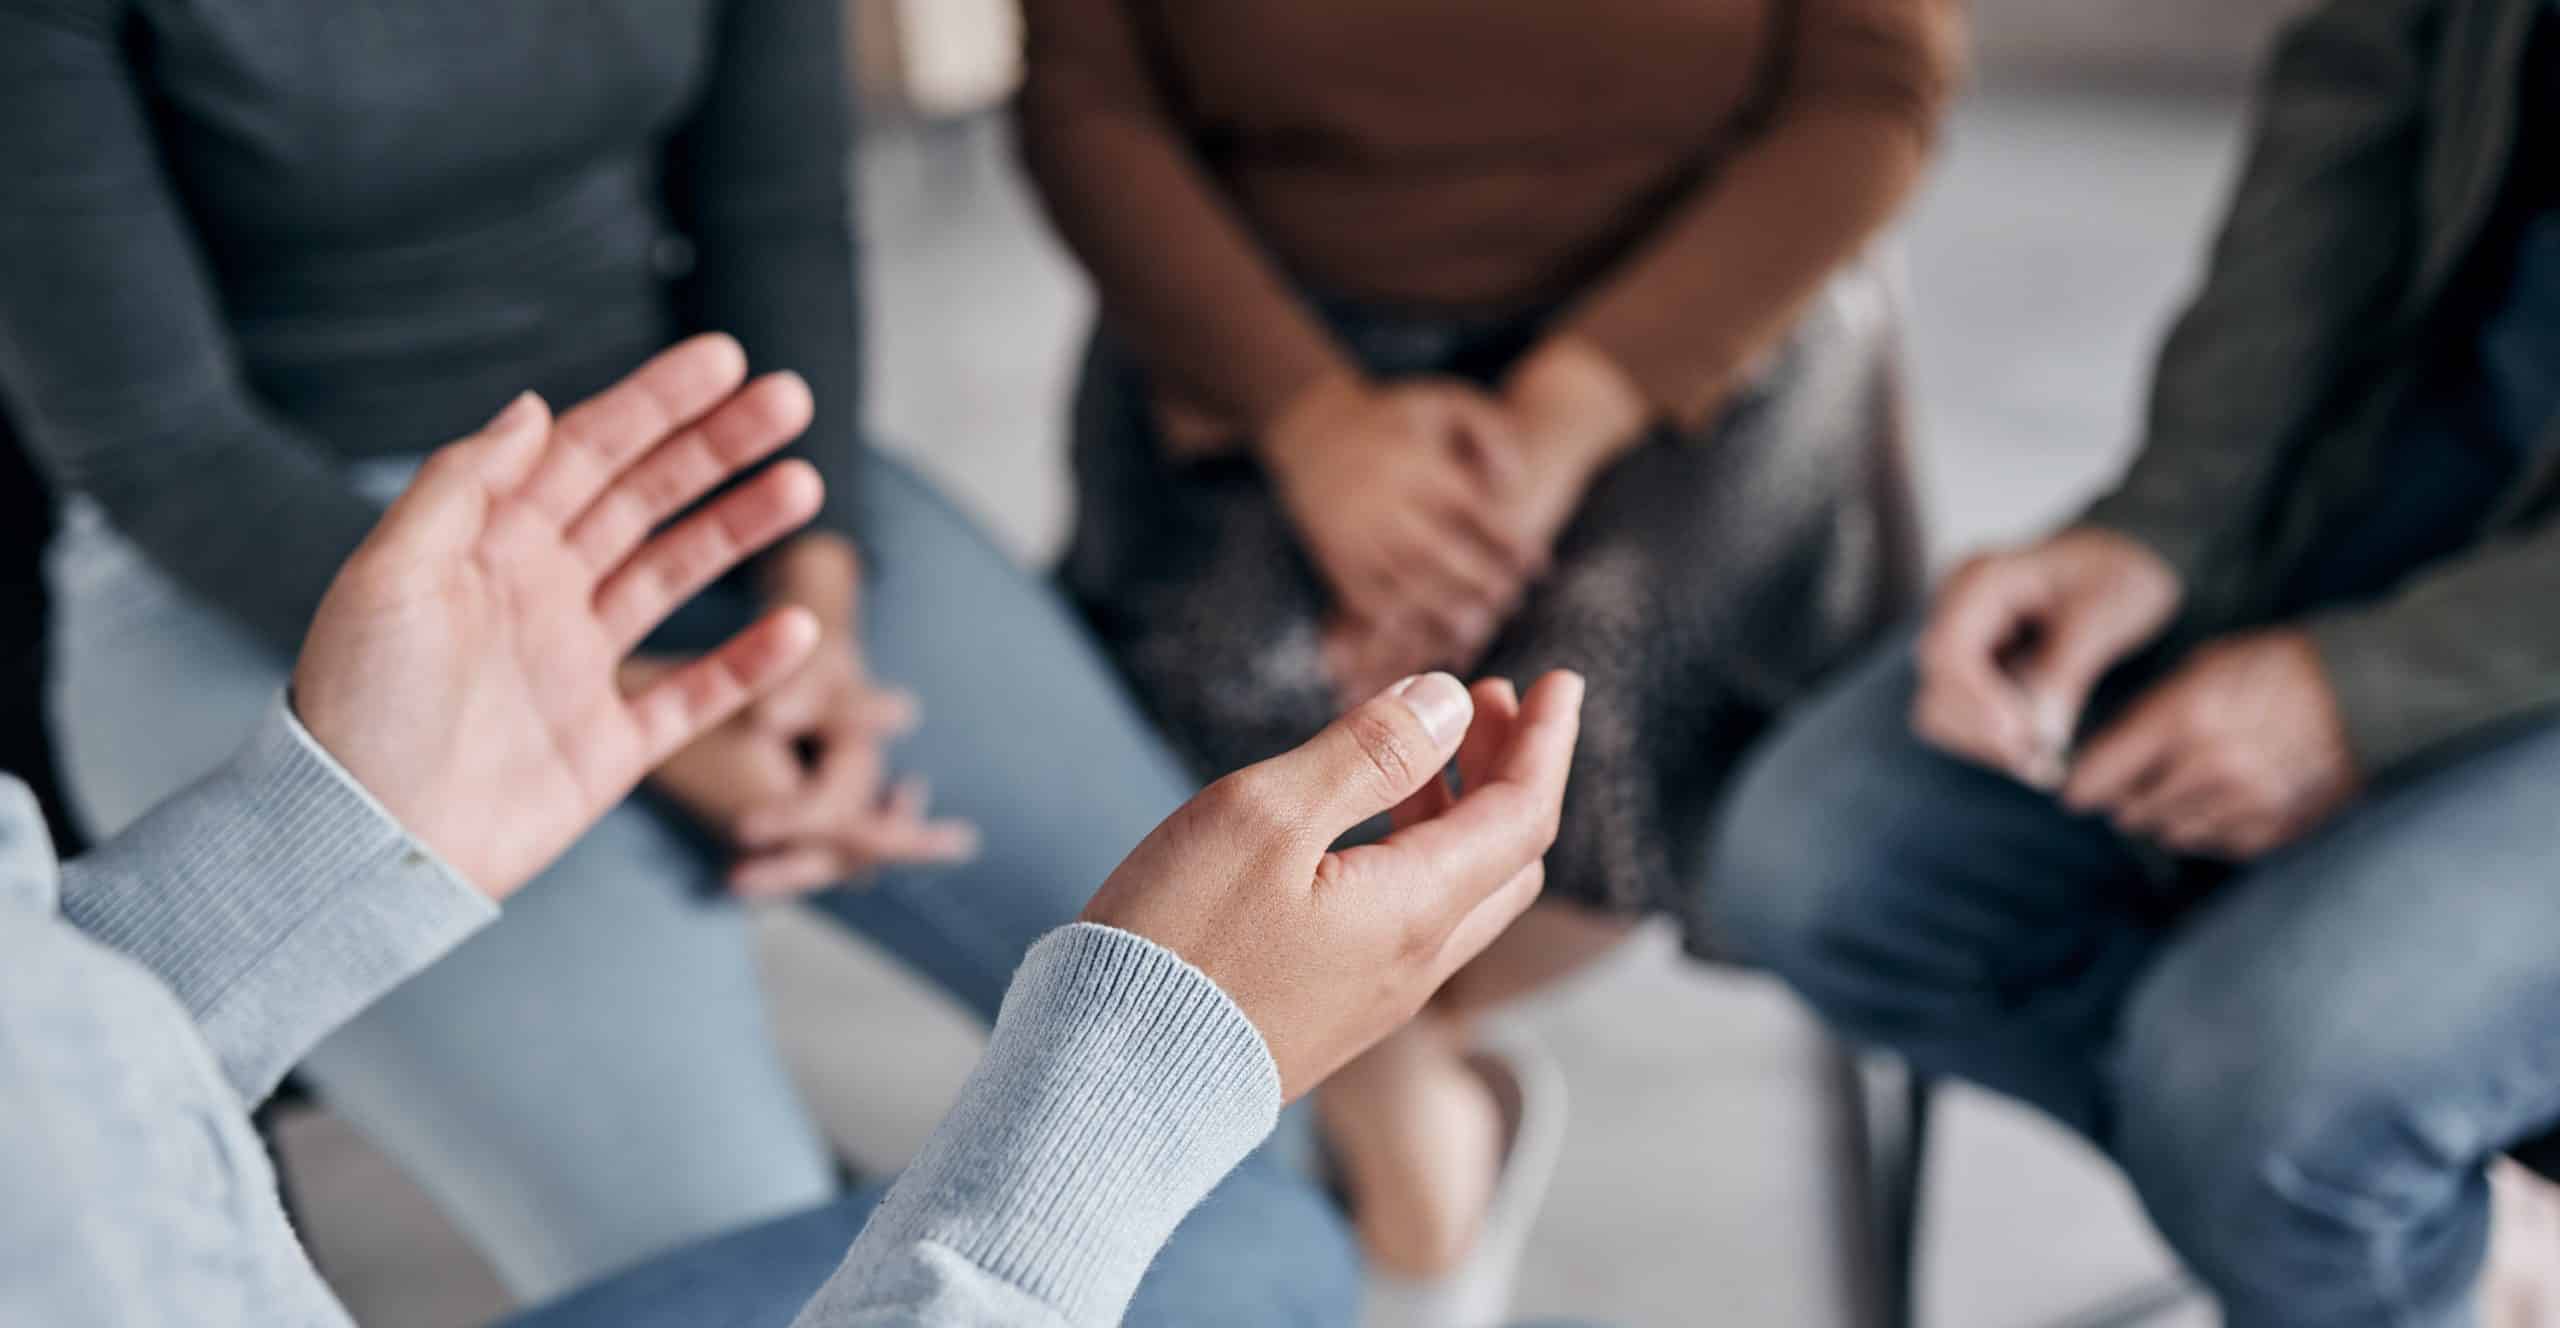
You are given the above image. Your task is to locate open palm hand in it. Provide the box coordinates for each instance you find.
[293,334,826,899]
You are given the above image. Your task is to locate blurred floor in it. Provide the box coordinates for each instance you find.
[289,83,2247,1327]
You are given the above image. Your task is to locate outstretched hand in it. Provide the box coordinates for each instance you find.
[293,334,828,900]
[1082,669,1585,1099]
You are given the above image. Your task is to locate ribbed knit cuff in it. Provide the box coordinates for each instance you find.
[824,923,1280,1325]
[58,694,494,1106]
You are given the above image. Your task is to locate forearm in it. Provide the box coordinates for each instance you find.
[33,388,383,654]
[2079,0,2437,598]
[667,0,868,538]
[0,0,386,655]
[1016,0,1354,435]
[59,698,493,1106]
[791,924,1280,1327]
[1558,0,1961,428]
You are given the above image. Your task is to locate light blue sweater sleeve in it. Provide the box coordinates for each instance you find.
[6,702,1285,1326]
[57,694,495,1106]
[794,922,1285,1326]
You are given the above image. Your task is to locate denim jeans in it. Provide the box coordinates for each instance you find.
[47,446,1352,1309]
[1706,641,2560,1327]
[503,1146,1358,1328]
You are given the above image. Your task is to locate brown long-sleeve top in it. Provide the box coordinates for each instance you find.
[1018,0,1964,436]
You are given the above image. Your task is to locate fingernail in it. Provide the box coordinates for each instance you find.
[1391,672,1472,748]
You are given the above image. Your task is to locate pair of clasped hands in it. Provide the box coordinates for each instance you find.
[1912,529,2360,861]
[1244,340,1651,699]
[291,335,1583,1098]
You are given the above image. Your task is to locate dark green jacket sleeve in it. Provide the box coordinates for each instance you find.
[2303,493,2560,774]
[664,0,869,540]
[2080,0,2439,609]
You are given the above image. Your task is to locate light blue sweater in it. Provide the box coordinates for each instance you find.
[0,700,1280,1327]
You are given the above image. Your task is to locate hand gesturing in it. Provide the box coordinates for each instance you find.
[293,334,828,900]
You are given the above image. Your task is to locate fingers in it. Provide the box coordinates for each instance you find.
[464,391,556,494]
[728,846,846,897]
[2013,602,2140,761]
[1455,677,1520,794]
[1407,509,1523,618]
[731,763,980,897]
[1431,862,1546,987]
[1335,671,1584,934]
[1448,502,1548,587]
[2062,692,2182,814]
[756,665,914,741]
[2108,754,2224,840]
[368,393,555,560]
[1389,678,1518,831]
[1912,557,2044,778]
[1257,671,1476,841]
[518,334,751,523]
[594,460,824,649]
[564,371,814,574]
[628,607,823,766]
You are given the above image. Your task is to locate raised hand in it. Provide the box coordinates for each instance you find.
[1081,669,1585,1099]
[293,334,827,900]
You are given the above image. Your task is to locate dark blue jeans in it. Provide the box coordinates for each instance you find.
[1706,640,2560,1327]
[502,1135,1357,1327]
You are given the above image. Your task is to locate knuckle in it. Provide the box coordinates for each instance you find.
[1342,708,1425,797]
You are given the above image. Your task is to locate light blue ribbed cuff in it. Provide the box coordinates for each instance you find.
[58,693,495,1106]
[828,922,1281,1325]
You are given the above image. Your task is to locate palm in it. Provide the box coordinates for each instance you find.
[294,336,825,899]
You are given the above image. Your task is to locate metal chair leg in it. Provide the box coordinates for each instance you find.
[1876,1067,1931,1328]
[1857,1060,2197,1328]
[1822,1045,1932,1328]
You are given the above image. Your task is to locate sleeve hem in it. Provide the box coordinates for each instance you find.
[59,694,495,1105]
[816,923,1279,1325]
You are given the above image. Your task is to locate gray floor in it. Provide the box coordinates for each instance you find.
[289,83,2251,1327]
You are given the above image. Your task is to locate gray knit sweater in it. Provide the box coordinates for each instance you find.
[0,701,1279,1327]
[0,0,870,655]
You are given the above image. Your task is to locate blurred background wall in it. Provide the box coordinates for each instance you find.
[1968,0,2314,86]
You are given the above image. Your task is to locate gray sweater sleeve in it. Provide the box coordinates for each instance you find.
[665,0,871,539]
[0,0,387,656]
[15,708,1273,1324]
[58,696,495,1107]
[793,923,1284,1327]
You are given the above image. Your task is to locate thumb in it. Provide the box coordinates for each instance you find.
[1263,672,1474,843]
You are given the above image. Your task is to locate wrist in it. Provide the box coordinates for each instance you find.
[1257,371,1373,478]
[2055,525,2185,597]
[1505,337,1649,476]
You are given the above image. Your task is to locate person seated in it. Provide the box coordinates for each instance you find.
[1707,2,2560,1323]
[1014,0,1963,1289]
[0,0,1284,1296]
[0,337,1586,1328]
